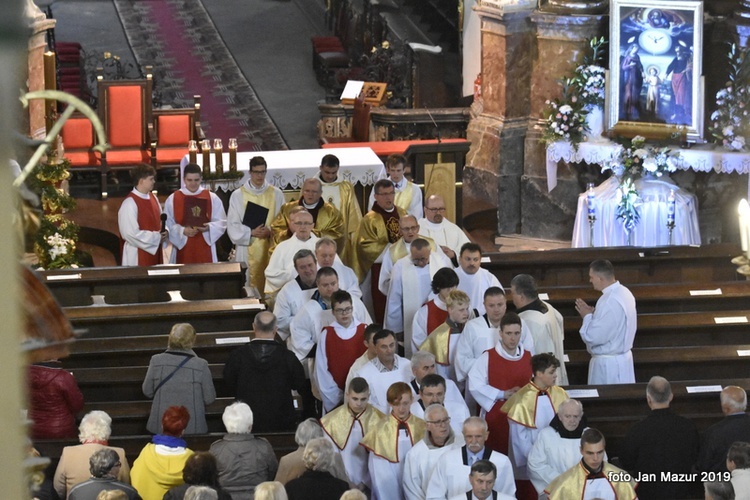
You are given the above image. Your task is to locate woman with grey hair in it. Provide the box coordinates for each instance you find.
[142,323,216,434]
[209,402,278,499]
[254,481,288,500]
[53,410,131,499]
[184,485,219,500]
[274,419,349,485]
[285,439,349,500]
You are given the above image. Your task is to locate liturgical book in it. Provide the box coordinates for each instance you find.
[242,201,269,229]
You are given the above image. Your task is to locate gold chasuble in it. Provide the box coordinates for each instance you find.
[419,323,453,364]
[360,412,425,463]
[270,199,346,254]
[354,206,407,281]
[242,185,278,293]
[394,180,415,213]
[319,176,362,239]
[501,383,569,428]
[545,461,637,499]
[320,404,385,450]
[388,235,438,263]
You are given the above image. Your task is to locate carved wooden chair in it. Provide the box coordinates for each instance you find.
[59,111,106,196]
[97,67,155,197]
[151,95,205,170]
[322,94,371,144]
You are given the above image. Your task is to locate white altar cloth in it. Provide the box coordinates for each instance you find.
[571,176,701,248]
[180,147,386,189]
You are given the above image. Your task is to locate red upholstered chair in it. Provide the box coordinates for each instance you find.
[151,95,205,169]
[59,111,106,195]
[97,67,155,197]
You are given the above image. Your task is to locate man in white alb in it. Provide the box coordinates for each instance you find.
[455,243,502,316]
[273,249,318,341]
[418,194,470,265]
[264,209,319,298]
[367,153,423,218]
[353,329,413,413]
[315,237,361,300]
[409,373,470,435]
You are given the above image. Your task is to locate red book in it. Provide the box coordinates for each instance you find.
[182,196,209,227]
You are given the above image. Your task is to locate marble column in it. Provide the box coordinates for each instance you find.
[25,0,55,140]
[521,12,604,239]
[464,2,535,234]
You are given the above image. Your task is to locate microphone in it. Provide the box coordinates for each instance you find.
[424,107,442,144]
[160,213,167,233]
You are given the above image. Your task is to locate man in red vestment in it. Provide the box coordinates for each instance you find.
[468,312,532,454]
[118,164,167,266]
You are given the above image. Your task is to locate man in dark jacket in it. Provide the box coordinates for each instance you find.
[698,385,750,473]
[224,311,306,432]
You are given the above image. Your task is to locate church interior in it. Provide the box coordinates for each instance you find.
[5,0,750,497]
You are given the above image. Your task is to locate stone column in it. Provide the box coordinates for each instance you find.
[521,12,604,239]
[25,0,55,140]
[464,2,535,235]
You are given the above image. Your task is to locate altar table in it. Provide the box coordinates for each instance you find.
[571,176,701,248]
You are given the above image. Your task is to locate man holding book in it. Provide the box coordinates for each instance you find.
[164,163,227,263]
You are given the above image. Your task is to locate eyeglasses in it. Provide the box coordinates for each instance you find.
[426,417,451,426]
[250,169,267,175]
[426,207,446,212]
[333,307,353,314]
[401,226,419,232]
[295,221,314,226]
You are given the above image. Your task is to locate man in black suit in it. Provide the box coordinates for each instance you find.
[698,385,750,473]
[619,376,699,499]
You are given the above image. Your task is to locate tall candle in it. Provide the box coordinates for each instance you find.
[213,139,224,176]
[586,183,596,218]
[228,138,238,173]
[739,199,749,254]
[188,140,198,165]
[667,191,676,225]
[200,139,211,176]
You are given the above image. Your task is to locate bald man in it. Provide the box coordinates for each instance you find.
[264,210,319,298]
[698,386,750,473]
[418,194,471,264]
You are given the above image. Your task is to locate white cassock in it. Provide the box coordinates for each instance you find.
[426,446,516,500]
[354,357,413,414]
[345,352,373,396]
[579,281,637,385]
[379,241,451,295]
[316,321,365,412]
[508,396,555,480]
[528,426,605,494]
[409,378,467,414]
[290,295,371,361]
[455,267,503,316]
[324,419,370,488]
[263,233,320,296]
[385,256,450,357]
[327,259,362,300]
[518,301,568,385]
[417,217,471,258]
[368,178,424,218]
[403,434,464,500]
[455,315,534,383]
[273,278,316,341]
[226,180,284,265]
[410,399,470,436]
[411,296,447,353]
[368,428,414,500]
[164,187,227,263]
[118,189,164,266]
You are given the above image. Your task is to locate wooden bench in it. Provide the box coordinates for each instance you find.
[65,297,265,338]
[41,262,246,307]
[484,243,740,287]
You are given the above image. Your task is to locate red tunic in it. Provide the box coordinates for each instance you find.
[484,348,532,454]
[172,190,213,263]
[324,323,367,390]
[426,300,448,337]
[127,191,163,266]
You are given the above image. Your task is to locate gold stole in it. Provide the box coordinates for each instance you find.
[360,413,425,463]
[395,180,414,213]
[321,179,362,237]
[547,462,637,499]
[501,383,569,427]
[320,404,385,450]
[419,323,451,364]
[242,186,277,292]
[354,207,407,281]
[388,236,438,263]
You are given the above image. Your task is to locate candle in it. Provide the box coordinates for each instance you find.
[188,140,198,165]
[739,199,749,254]
[586,183,596,219]
[213,139,224,175]
[667,191,676,225]
[200,139,211,176]
[228,138,238,173]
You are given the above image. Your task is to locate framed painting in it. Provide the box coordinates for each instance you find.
[607,0,704,142]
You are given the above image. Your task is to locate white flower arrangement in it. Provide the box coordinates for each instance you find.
[710,44,750,151]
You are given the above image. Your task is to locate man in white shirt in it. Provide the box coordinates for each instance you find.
[410,373,470,435]
[455,243,503,316]
[574,259,637,385]
[164,163,226,263]
[264,209,319,298]
[118,164,167,266]
[315,237,361,300]
[510,273,568,385]
[403,404,462,500]
[418,194,471,265]
[368,153,423,218]
[226,156,284,290]
[427,417,516,499]
[385,238,451,357]
[273,249,318,341]
[353,329,412,413]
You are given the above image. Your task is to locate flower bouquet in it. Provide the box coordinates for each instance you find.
[541,78,589,149]
[709,44,750,151]
[573,37,607,109]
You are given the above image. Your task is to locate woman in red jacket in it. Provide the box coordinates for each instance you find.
[28,360,84,439]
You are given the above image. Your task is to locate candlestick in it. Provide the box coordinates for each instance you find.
[200,139,211,177]
[228,138,238,172]
[586,183,596,248]
[188,140,198,165]
[213,139,223,175]
[666,190,676,245]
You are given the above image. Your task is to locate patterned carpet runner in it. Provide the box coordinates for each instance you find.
[113,0,287,151]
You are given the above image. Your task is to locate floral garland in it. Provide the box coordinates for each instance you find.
[602,136,681,232]
[709,44,750,151]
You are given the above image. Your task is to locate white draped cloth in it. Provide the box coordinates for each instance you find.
[426,446,516,500]
[164,187,227,263]
[354,357,413,414]
[226,180,284,264]
[528,426,604,494]
[264,234,320,296]
[580,281,637,384]
[417,218,471,258]
[316,321,365,412]
[455,316,535,383]
[368,428,414,500]
[403,435,463,500]
[508,396,555,480]
[518,302,568,386]
[410,399,470,436]
[455,267,503,316]
[273,278,315,341]
[118,189,164,266]
[571,176,701,247]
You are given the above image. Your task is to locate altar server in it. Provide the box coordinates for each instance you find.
[419,290,471,384]
[455,243,503,316]
[411,267,459,353]
[118,164,167,266]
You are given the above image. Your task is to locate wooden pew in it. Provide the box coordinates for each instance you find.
[40,262,246,307]
[65,297,264,338]
[484,243,739,287]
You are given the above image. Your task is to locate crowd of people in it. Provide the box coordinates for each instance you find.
[27,154,750,499]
